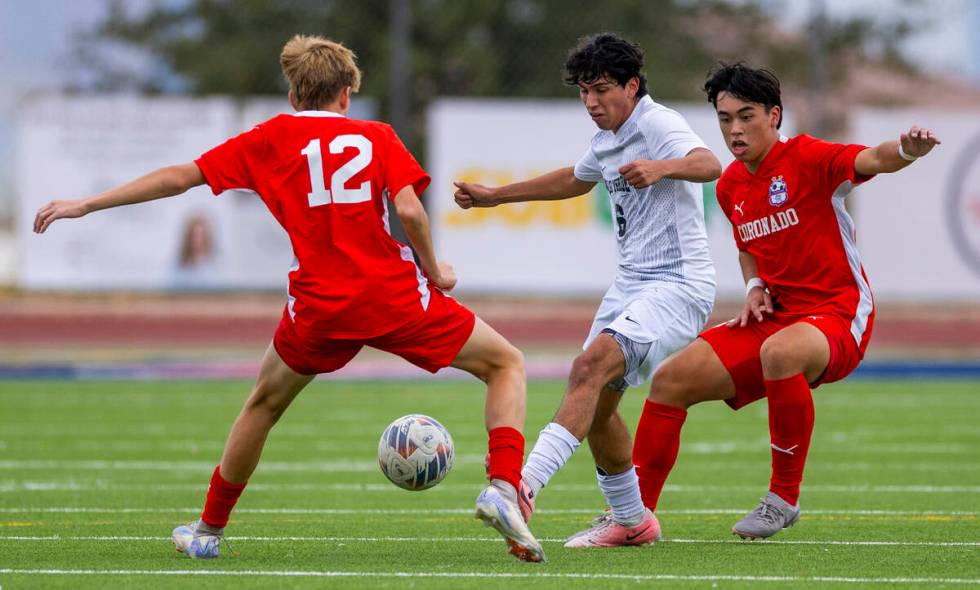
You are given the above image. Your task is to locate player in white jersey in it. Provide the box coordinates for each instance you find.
[454,33,721,547]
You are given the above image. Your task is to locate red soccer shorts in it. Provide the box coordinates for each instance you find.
[699,312,870,410]
[273,289,476,376]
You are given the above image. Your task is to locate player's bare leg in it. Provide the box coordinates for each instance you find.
[174,343,315,558]
[452,317,544,563]
[631,339,735,538]
[220,344,316,483]
[587,387,632,474]
[563,385,661,548]
[760,323,830,382]
[552,335,625,438]
[451,317,526,432]
[734,323,829,539]
[647,339,736,408]
[568,389,627,536]
[521,336,624,502]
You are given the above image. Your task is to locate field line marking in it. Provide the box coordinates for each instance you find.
[0,507,976,516]
[1,535,978,547]
[0,569,978,584]
[1,459,978,472]
[4,481,980,494]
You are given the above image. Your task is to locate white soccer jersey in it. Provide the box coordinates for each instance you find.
[574,95,716,303]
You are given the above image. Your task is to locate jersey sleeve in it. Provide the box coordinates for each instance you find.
[800,136,873,191]
[383,126,430,200]
[573,145,604,182]
[716,173,747,251]
[195,125,268,195]
[642,109,708,161]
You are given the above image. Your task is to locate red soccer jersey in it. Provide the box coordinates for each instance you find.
[195,111,432,339]
[716,134,876,352]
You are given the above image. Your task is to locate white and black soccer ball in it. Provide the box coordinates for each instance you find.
[378,414,455,491]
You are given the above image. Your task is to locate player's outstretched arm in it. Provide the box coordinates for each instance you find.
[393,185,457,291]
[453,167,595,209]
[619,147,722,189]
[854,126,941,176]
[34,163,206,234]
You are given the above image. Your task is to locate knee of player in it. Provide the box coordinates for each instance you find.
[649,359,695,406]
[244,385,290,423]
[568,351,607,390]
[485,340,525,379]
[759,337,802,375]
[491,337,524,367]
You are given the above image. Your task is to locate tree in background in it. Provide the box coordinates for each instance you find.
[75,0,929,144]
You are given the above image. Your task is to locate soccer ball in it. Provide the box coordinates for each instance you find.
[378,414,455,491]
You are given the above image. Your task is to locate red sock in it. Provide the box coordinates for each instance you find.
[200,465,247,529]
[487,426,524,491]
[632,400,687,511]
[766,374,814,506]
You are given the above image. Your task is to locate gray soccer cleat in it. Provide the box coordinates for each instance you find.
[732,491,801,539]
[475,484,546,562]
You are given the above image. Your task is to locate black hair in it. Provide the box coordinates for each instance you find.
[564,33,648,98]
[704,62,782,129]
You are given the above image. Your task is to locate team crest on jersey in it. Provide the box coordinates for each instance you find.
[769,176,789,207]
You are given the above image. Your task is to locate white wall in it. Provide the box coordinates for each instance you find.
[15,94,374,290]
[851,108,980,301]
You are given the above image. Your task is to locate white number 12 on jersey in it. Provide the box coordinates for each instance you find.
[301,134,373,207]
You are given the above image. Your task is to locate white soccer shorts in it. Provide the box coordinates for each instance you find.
[583,279,712,387]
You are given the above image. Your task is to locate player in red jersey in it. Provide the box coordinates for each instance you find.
[629,62,940,539]
[33,35,544,562]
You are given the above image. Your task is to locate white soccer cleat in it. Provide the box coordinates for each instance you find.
[475,484,546,562]
[172,520,222,559]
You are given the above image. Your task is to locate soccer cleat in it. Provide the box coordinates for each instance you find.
[172,520,222,559]
[563,508,661,548]
[565,507,612,542]
[475,484,546,562]
[483,451,534,523]
[731,491,801,540]
[517,479,535,523]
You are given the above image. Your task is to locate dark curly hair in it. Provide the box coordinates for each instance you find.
[564,33,648,98]
[704,62,782,128]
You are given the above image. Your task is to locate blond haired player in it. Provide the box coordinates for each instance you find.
[34,35,545,562]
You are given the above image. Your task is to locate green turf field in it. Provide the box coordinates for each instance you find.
[0,379,977,589]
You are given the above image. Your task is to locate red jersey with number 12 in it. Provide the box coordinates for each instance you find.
[716,134,876,352]
[195,111,432,339]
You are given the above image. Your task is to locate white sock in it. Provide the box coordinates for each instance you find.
[521,422,580,495]
[597,466,646,527]
[490,478,517,502]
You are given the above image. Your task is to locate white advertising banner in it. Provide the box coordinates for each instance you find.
[851,109,980,301]
[17,95,238,290]
[427,98,789,297]
[16,95,374,290]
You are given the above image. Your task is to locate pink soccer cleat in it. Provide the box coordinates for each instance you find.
[563,508,661,548]
[517,479,535,523]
